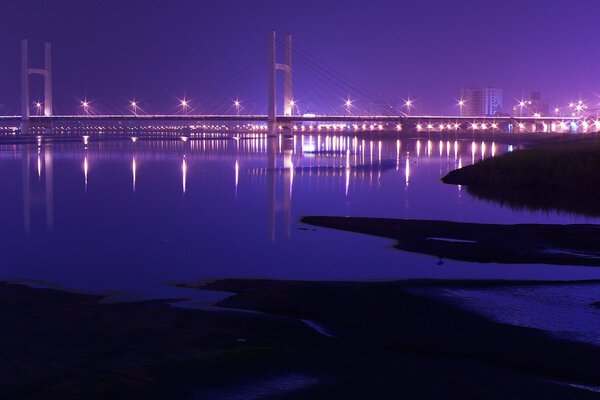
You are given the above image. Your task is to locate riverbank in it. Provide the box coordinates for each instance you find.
[442,135,600,216]
[4,280,600,399]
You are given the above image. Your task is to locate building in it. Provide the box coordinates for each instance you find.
[528,91,549,116]
[511,92,550,117]
[460,87,503,116]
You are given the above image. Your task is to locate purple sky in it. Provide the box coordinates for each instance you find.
[1,0,598,115]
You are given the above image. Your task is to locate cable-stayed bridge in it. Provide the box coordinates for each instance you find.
[1,32,587,135]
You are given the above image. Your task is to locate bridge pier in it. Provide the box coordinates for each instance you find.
[267,31,293,135]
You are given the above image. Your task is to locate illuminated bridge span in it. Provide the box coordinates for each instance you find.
[0,114,588,135]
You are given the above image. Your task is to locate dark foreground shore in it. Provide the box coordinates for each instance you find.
[3,280,600,399]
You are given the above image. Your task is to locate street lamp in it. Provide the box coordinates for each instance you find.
[180,99,189,115]
[81,100,90,115]
[130,100,138,115]
[34,101,42,115]
[518,100,526,117]
[457,99,465,117]
[289,99,297,115]
[234,99,241,115]
[344,98,353,115]
[403,99,413,116]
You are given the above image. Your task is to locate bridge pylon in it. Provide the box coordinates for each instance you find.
[21,39,53,121]
[268,31,293,132]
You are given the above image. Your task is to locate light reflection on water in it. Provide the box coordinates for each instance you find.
[1,133,600,299]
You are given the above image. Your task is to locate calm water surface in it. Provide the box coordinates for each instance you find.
[2,133,600,300]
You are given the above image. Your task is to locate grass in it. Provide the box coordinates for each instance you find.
[442,137,600,216]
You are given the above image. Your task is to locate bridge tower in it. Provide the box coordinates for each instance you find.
[21,39,53,121]
[268,31,293,127]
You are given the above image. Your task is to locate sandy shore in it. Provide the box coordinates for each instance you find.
[3,280,600,399]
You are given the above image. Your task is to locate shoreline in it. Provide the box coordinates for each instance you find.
[4,278,600,398]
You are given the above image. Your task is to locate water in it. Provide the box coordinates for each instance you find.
[424,283,600,346]
[2,132,600,302]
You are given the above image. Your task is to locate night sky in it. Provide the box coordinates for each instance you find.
[1,0,597,115]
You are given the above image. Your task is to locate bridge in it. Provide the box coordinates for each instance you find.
[4,33,589,135]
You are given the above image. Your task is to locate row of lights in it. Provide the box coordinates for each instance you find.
[29,96,599,118]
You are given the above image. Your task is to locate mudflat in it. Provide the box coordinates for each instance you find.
[3,279,600,399]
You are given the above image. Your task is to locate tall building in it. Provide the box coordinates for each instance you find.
[460,87,503,116]
[528,91,548,116]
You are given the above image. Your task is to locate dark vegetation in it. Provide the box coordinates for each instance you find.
[442,136,600,216]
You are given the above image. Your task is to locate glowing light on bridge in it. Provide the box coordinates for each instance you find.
[130,101,138,115]
[234,99,241,115]
[403,99,413,115]
[344,98,353,115]
[180,99,190,115]
[289,99,297,115]
[81,100,90,114]
[457,99,465,116]
[517,100,527,117]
